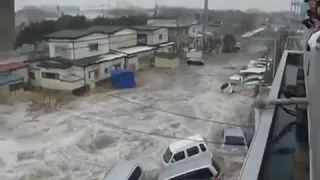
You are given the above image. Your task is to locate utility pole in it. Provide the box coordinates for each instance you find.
[203,0,208,32]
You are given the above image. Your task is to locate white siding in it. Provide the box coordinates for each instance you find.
[109,28,137,50]
[29,58,125,91]
[137,28,169,45]
[48,33,109,60]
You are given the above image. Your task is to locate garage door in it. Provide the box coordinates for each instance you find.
[138,55,154,69]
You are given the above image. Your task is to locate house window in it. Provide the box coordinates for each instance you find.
[42,72,59,79]
[9,82,24,91]
[159,34,163,40]
[88,43,99,52]
[55,46,69,58]
[114,63,121,69]
[193,27,196,32]
[28,72,35,80]
[105,67,109,74]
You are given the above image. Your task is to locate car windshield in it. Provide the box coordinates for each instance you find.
[225,136,245,146]
[163,148,173,163]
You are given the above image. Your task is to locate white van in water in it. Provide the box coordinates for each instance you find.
[158,154,221,180]
[162,134,211,167]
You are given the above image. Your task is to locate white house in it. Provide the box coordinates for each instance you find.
[188,23,204,50]
[27,26,158,93]
[131,26,174,53]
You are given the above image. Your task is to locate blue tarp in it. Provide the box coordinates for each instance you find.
[110,69,136,89]
[0,73,23,86]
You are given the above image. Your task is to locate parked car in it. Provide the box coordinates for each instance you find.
[229,71,264,84]
[103,160,143,180]
[162,134,211,167]
[240,67,266,74]
[247,60,268,68]
[221,127,248,156]
[158,154,221,180]
[186,58,205,65]
[242,75,264,85]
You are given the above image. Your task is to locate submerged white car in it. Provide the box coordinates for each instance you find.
[221,127,248,156]
[162,134,211,167]
[242,74,264,85]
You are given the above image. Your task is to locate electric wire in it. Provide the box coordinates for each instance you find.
[107,94,254,128]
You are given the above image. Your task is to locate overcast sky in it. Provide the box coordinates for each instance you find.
[16,0,292,12]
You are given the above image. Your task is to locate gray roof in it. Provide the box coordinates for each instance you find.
[103,160,139,180]
[158,154,220,180]
[131,26,162,31]
[46,26,126,40]
[35,52,125,68]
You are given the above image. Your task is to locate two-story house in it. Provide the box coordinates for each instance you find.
[188,23,204,50]
[26,26,157,93]
[147,19,204,52]
[131,26,174,53]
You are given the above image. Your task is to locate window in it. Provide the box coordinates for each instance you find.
[172,151,185,162]
[225,136,245,146]
[199,144,207,152]
[159,34,163,40]
[28,72,35,80]
[163,148,173,163]
[9,82,24,91]
[42,72,59,79]
[88,43,99,52]
[55,46,69,58]
[105,67,109,74]
[193,27,196,32]
[170,168,214,180]
[128,166,142,180]
[186,146,199,157]
[114,63,121,69]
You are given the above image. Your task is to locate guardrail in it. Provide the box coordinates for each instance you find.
[237,50,291,180]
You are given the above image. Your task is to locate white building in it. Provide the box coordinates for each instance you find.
[131,26,174,53]
[27,26,156,93]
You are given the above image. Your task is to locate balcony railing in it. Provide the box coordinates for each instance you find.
[238,31,311,180]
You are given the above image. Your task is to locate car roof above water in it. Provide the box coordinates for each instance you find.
[169,134,205,152]
[103,160,139,180]
[158,154,216,180]
[224,127,244,137]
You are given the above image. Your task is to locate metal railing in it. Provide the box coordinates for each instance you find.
[237,34,305,180]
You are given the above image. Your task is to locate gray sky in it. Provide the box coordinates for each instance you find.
[16,0,292,12]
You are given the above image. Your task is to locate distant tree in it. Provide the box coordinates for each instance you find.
[14,20,56,50]
[56,15,89,30]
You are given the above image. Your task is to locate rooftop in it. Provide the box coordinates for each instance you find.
[37,52,126,69]
[0,74,23,86]
[46,26,126,40]
[169,134,205,152]
[131,26,162,31]
[116,46,155,55]
[0,62,26,73]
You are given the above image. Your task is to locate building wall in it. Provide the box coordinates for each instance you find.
[188,24,203,37]
[48,33,110,60]
[109,28,137,50]
[29,58,125,91]
[137,28,169,45]
[155,56,179,68]
[0,0,15,52]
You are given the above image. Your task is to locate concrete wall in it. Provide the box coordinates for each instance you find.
[155,56,179,68]
[0,0,15,52]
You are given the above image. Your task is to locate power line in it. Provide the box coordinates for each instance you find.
[107,94,254,128]
[74,114,226,145]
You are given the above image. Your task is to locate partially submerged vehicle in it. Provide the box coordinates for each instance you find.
[186,50,204,65]
[229,71,264,84]
[241,74,264,85]
[158,154,222,180]
[221,127,248,156]
[162,134,210,167]
[103,160,143,180]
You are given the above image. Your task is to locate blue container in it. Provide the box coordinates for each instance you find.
[110,69,136,89]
